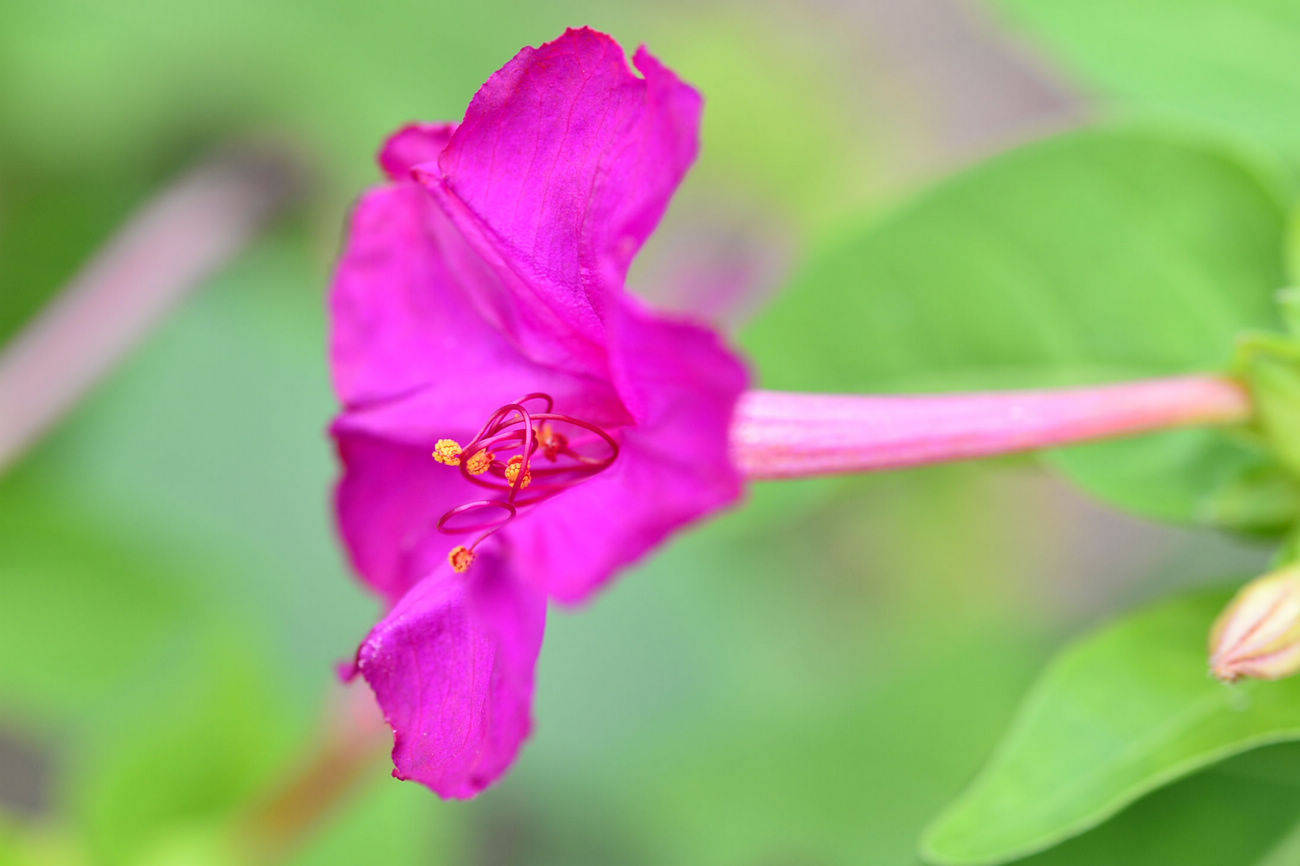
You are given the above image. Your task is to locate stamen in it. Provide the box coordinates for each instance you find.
[504,455,532,488]
[430,393,619,571]
[432,438,463,466]
[448,545,474,573]
[464,449,493,475]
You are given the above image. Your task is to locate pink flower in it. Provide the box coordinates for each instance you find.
[329,28,747,797]
[329,27,1259,802]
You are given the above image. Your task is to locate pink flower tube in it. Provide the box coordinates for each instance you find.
[731,375,1251,479]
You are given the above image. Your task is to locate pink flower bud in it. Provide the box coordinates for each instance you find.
[1209,567,1300,682]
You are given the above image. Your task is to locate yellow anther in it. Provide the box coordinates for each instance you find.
[448,545,475,573]
[433,439,463,466]
[504,455,532,488]
[465,449,493,475]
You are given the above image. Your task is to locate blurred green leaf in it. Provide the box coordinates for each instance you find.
[742,125,1291,528]
[1049,431,1296,532]
[990,0,1300,164]
[0,817,82,866]
[1009,744,1300,866]
[0,818,18,866]
[1257,819,1300,866]
[921,587,1300,865]
[130,823,233,866]
[642,13,890,232]
[71,636,295,866]
[623,628,1040,866]
[0,479,198,717]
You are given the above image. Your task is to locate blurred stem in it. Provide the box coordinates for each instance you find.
[232,684,390,863]
[0,145,301,473]
[731,374,1252,480]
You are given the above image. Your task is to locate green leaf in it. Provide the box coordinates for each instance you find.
[1012,744,1300,866]
[921,587,1300,865]
[989,0,1300,164]
[1258,818,1300,866]
[740,125,1291,528]
[1049,430,1297,532]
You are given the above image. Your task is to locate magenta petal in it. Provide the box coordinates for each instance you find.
[509,301,748,603]
[437,28,702,312]
[350,552,546,799]
[330,168,621,413]
[331,182,481,408]
[332,425,472,605]
[378,122,457,181]
[330,181,554,410]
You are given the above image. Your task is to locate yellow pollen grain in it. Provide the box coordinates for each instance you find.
[449,545,475,573]
[465,449,493,475]
[504,455,532,488]
[432,439,463,466]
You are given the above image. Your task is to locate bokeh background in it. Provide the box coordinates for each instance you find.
[1,1,1295,863]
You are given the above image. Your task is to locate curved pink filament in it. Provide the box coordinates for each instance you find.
[435,394,619,550]
[437,499,517,534]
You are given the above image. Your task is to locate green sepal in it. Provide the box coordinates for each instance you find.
[1237,330,1300,480]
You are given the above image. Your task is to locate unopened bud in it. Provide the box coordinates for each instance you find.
[1209,566,1300,682]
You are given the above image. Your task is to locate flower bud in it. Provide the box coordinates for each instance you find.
[1209,566,1300,682]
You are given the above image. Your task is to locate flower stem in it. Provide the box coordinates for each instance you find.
[0,144,301,474]
[731,374,1251,480]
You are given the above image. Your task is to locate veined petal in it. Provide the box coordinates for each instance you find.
[330,178,608,411]
[346,552,546,799]
[330,182,520,409]
[433,27,702,333]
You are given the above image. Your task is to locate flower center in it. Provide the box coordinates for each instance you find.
[431,393,618,572]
